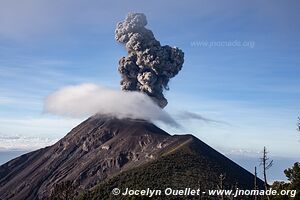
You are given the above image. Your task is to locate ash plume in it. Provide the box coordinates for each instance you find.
[115,13,184,108]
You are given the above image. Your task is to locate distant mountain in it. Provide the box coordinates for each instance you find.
[0,116,263,200]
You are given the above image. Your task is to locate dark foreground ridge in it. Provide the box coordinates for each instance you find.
[0,116,263,200]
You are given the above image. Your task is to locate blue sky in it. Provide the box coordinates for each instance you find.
[0,0,299,180]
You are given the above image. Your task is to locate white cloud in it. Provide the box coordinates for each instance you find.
[0,134,58,151]
[0,117,81,138]
[0,117,82,150]
[44,83,179,126]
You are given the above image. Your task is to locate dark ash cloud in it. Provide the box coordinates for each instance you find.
[177,111,229,125]
[115,13,184,108]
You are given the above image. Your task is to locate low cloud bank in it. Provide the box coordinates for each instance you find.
[0,134,58,151]
[44,83,179,126]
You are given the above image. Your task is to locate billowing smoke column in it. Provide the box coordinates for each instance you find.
[115,13,184,108]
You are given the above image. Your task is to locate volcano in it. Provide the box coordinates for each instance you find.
[0,116,263,200]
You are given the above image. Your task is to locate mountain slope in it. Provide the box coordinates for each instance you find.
[81,135,263,200]
[0,116,263,200]
[0,116,187,200]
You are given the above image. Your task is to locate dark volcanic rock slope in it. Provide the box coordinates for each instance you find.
[0,116,262,200]
[0,116,185,200]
